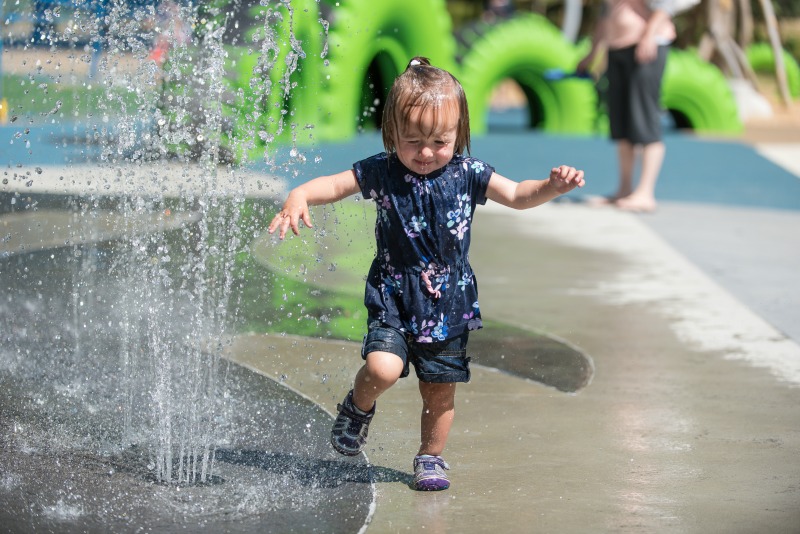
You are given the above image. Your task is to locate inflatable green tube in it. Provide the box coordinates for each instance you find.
[216,2,744,156]
[218,0,460,154]
[315,0,457,141]
[745,42,800,98]
[456,14,598,136]
[661,49,742,134]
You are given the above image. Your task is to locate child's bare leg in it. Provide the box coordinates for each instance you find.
[417,382,456,456]
[352,351,404,412]
[331,351,401,457]
[616,140,664,212]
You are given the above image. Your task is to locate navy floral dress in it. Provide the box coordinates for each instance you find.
[353,152,494,343]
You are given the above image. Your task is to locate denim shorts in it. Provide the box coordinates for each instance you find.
[361,322,471,383]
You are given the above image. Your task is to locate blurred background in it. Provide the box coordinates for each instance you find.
[2,0,799,150]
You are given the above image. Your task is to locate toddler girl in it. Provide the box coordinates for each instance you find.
[268,57,585,491]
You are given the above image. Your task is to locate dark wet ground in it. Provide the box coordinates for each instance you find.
[0,222,374,533]
[0,364,374,533]
[0,191,596,533]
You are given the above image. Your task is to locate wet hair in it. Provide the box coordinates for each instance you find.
[381,56,471,155]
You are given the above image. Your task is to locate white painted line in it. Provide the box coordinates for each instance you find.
[755,143,800,178]
[1,163,288,198]
[482,201,800,386]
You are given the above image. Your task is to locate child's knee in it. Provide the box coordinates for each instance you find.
[363,351,404,385]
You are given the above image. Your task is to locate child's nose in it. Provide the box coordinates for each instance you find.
[419,146,433,158]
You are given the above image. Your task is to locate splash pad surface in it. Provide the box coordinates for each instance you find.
[2,0,799,523]
[0,153,595,531]
[0,214,375,532]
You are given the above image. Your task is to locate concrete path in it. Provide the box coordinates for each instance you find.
[225,126,800,532]
[3,122,799,532]
[228,197,800,533]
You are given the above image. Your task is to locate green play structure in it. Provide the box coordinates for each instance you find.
[454,14,598,135]
[661,49,743,133]
[745,42,800,99]
[168,0,777,159]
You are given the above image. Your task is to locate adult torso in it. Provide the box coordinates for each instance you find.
[605,0,676,50]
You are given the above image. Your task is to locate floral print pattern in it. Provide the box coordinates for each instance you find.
[353,153,494,343]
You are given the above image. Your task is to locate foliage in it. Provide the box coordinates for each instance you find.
[762,0,800,18]
[231,249,367,341]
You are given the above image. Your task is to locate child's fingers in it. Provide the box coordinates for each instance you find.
[267,213,283,235]
[288,210,313,236]
[574,169,586,187]
[565,168,585,187]
[267,210,292,239]
[268,208,313,240]
[552,165,576,180]
[550,166,585,190]
[301,212,314,230]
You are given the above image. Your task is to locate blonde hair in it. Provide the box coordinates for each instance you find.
[381,57,471,155]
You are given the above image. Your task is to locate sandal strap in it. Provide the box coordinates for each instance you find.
[415,455,450,470]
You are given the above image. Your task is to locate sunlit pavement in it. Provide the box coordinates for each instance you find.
[3,126,800,532]
[229,205,799,533]
[228,131,800,532]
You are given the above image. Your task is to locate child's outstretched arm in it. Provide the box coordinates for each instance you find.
[268,170,360,239]
[486,165,585,210]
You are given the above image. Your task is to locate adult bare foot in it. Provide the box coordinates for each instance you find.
[614,194,657,213]
[586,192,629,207]
[586,195,615,207]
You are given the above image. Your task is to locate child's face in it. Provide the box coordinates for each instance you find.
[395,103,459,175]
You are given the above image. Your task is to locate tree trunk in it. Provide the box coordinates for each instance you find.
[757,0,792,107]
[561,0,583,42]
[706,0,745,78]
[736,0,753,48]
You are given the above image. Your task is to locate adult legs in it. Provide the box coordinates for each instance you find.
[595,46,636,204]
[615,45,668,212]
[615,140,664,212]
[613,139,636,200]
[417,381,456,456]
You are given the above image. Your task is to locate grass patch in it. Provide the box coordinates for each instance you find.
[2,72,143,124]
[232,197,376,341]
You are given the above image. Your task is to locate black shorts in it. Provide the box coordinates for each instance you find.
[606,44,669,145]
[361,321,471,383]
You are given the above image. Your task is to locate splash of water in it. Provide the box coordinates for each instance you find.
[3,0,318,485]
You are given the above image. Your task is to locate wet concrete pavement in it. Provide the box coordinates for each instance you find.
[3,129,799,532]
[228,198,800,533]
[225,128,800,532]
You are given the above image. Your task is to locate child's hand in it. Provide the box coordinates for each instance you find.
[267,193,313,240]
[549,165,585,194]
